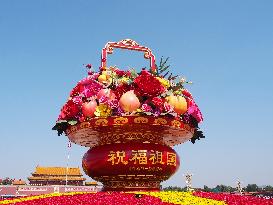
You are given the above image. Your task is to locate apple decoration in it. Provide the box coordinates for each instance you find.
[166,95,188,115]
[119,90,140,112]
[82,101,97,117]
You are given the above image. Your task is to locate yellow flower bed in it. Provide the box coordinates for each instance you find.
[0,192,88,204]
[137,191,227,205]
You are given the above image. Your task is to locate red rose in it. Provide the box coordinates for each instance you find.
[59,99,80,120]
[152,97,164,107]
[113,83,133,99]
[125,70,131,77]
[85,64,92,69]
[182,89,193,99]
[114,68,126,77]
[70,83,84,97]
[186,98,194,108]
[134,70,166,97]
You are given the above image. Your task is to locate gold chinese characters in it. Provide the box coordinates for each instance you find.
[107,150,177,166]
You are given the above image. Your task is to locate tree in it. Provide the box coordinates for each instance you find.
[211,185,237,193]
[162,186,187,191]
[2,177,13,185]
[264,185,273,192]
[203,185,212,192]
[245,184,259,192]
[215,185,229,192]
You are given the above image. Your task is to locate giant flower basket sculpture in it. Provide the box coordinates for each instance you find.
[53,39,204,191]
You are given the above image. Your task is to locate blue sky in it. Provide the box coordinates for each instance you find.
[0,0,273,188]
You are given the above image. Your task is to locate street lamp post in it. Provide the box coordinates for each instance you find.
[236,180,243,195]
[184,173,193,191]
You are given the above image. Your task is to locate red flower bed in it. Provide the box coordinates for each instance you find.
[12,192,174,205]
[194,191,273,205]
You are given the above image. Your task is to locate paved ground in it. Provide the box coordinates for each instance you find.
[0,185,101,198]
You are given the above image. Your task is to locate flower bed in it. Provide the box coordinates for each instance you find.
[0,192,172,205]
[0,192,225,205]
[140,191,227,205]
[3,191,273,205]
[194,191,273,205]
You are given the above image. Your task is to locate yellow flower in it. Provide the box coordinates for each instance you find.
[156,77,170,88]
[94,104,112,117]
[132,191,227,205]
[120,77,130,84]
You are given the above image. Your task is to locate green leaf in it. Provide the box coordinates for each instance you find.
[160,90,172,97]
[68,120,78,125]
[190,128,205,144]
[143,112,152,116]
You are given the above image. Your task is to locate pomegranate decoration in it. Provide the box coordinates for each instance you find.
[97,89,116,100]
[119,90,140,112]
[82,101,97,117]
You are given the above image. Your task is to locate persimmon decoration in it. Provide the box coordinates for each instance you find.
[166,95,188,115]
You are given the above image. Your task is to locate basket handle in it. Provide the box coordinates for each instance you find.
[101,39,156,72]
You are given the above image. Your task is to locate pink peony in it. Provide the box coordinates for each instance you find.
[82,81,103,98]
[72,96,82,105]
[108,99,119,109]
[70,75,102,98]
[141,103,152,112]
[163,102,174,113]
[187,100,203,123]
[98,95,109,104]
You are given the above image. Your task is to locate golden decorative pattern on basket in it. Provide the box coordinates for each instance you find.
[66,116,194,147]
[113,117,129,125]
[95,118,108,126]
[133,117,149,124]
[154,118,167,125]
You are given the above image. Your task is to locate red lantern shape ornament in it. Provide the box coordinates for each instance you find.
[82,143,180,191]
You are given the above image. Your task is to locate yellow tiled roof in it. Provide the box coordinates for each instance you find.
[32,166,83,176]
[85,181,98,185]
[28,176,85,181]
[12,180,26,185]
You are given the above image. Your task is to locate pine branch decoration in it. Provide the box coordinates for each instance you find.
[152,57,178,81]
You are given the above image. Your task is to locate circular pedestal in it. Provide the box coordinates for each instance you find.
[82,143,180,191]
